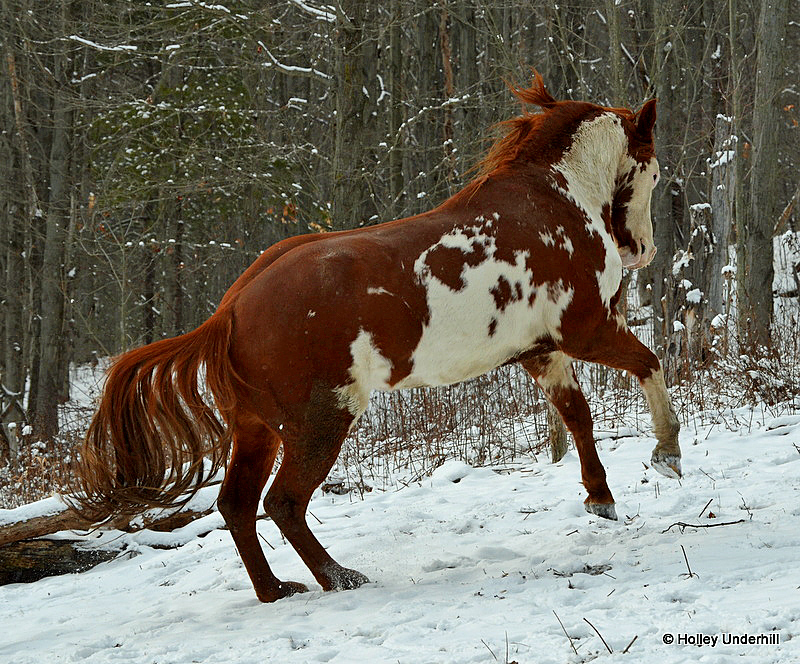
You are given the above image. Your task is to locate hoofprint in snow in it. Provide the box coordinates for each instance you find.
[1,409,799,664]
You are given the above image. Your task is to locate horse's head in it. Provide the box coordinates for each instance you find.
[611,99,659,270]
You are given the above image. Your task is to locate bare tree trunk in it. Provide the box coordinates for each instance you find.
[33,0,73,440]
[332,0,370,229]
[1,144,25,404]
[439,1,456,188]
[388,0,405,219]
[413,0,440,212]
[738,0,788,350]
[649,0,683,371]
[605,0,626,106]
[708,114,735,318]
[4,49,38,411]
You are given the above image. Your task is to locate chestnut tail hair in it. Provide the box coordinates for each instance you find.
[70,307,238,522]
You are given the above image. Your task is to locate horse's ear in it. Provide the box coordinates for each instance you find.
[508,69,558,109]
[635,99,657,141]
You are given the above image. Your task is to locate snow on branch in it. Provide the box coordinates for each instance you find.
[396,94,471,137]
[289,0,336,23]
[173,1,251,20]
[68,35,138,52]
[258,41,330,81]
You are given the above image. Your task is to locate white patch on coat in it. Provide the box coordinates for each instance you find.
[367,286,393,296]
[540,226,575,255]
[401,227,574,387]
[554,226,574,255]
[551,112,627,306]
[336,329,392,417]
[535,351,579,393]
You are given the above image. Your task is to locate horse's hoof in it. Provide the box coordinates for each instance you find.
[585,501,618,521]
[651,452,682,479]
[256,580,309,603]
[322,565,370,591]
[281,580,310,595]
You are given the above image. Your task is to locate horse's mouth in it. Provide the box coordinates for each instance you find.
[618,243,656,270]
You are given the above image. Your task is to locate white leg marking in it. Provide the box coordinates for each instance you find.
[640,368,682,478]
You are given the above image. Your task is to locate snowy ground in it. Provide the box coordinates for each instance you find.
[1,407,799,664]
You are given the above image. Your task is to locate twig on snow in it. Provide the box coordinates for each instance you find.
[661,519,746,534]
[583,617,613,654]
[480,638,498,661]
[681,544,696,578]
[698,497,714,518]
[553,610,579,656]
[622,635,638,654]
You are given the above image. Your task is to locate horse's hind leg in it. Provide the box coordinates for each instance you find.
[265,386,369,592]
[217,416,308,602]
[520,352,617,520]
[567,322,681,478]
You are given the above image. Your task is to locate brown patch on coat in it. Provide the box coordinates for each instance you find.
[610,178,636,253]
[424,238,489,291]
[490,276,524,311]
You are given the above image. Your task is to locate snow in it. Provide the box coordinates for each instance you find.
[686,288,702,304]
[711,150,735,169]
[289,0,336,23]
[1,408,799,663]
[711,313,726,328]
[0,495,67,527]
[68,35,137,52]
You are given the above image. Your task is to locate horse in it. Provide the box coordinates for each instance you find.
[72,73,682,603]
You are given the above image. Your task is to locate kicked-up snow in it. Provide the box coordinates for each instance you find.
[1,408,799,663]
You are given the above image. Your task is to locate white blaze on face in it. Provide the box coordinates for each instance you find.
[550,112,627,306]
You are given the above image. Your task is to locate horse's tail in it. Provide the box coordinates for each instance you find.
[70,307,238,522]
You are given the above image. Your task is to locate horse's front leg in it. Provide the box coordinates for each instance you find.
[520,351,617,520]
[639,366,682,477]
[566,322,682,478]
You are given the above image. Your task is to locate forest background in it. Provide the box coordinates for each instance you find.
[0,0,797,459]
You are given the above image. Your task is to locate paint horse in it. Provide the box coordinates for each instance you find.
[74,73,681,603]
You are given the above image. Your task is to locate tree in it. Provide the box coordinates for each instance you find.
[332,1,374,229]
[737,0,790,350]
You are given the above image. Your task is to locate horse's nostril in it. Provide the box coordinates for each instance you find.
[640,241,646,255]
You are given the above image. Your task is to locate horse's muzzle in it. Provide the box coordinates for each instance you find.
[619,243,657,270]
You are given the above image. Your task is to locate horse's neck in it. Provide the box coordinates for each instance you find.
[551,113,625,219]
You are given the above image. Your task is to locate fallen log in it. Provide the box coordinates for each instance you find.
[0,508,94,548]
[0,500,215,585]
[0,539,120,585]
